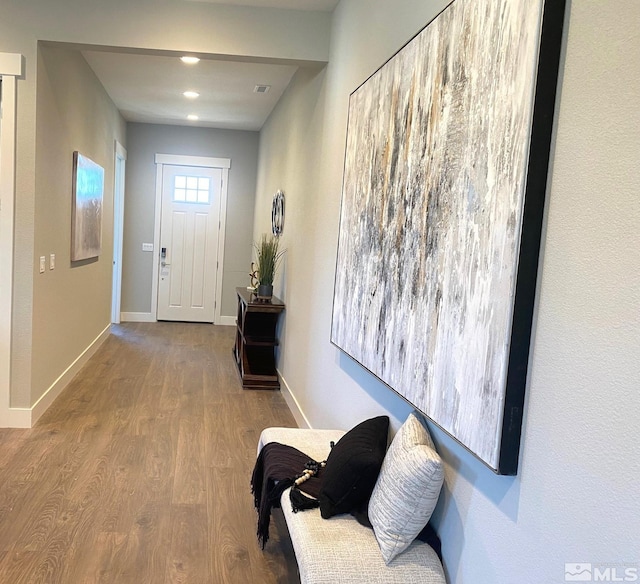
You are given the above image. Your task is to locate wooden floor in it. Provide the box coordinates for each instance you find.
[0,322,299,584]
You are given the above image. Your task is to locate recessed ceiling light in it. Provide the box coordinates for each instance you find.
[183,91,200,99]
[187,114,199,121]
[180,56,200,65]
[254,85,271,94]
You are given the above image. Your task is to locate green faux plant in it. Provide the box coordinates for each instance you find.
[254,234,285,287]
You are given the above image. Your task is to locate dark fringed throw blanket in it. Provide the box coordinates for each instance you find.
[251,442,323,549]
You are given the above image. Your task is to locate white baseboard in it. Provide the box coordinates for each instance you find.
[120,312,156,322]
[29,324,112,426]
[121,313,233,325]
[278,370,310,429]
[0,324,111,428]
[0,406,31,428]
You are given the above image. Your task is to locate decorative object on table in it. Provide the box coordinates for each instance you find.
[271,190,285,236]
[252,234,285,300]
[71,151,104,261]
[330,0,566,475]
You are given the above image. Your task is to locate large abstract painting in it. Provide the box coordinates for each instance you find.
[71,152,104,261]
[331,0,566,474]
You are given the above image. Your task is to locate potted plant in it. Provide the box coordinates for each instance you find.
[252,234,285,300]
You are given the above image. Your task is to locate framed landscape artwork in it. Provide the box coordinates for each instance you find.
[71,151,104,261]
[331,0,566,474]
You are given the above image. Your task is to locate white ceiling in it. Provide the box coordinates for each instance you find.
[83,50,299,131]
[81,0,338,131]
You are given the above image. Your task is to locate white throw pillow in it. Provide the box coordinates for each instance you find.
[368,412,444,564]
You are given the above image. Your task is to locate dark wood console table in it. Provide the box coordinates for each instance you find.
[233,287,285,390]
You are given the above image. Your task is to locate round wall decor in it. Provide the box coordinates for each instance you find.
[271,190,285,236]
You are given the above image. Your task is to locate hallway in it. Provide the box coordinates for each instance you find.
[0,323,297,583]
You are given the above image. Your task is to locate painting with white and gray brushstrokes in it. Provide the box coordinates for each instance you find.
[331,0,544,470]
[72,152,104,261]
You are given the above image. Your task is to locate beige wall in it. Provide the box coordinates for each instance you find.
[253,65,329,403]
[123,123,259,318]
[25,45,126,408]
[255,0,640,582]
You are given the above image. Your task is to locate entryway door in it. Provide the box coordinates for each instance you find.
[156,161,227,322]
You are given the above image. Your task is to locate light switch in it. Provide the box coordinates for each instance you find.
[50,253,56,270]
[142,243,154,252]
[39,256,46,273]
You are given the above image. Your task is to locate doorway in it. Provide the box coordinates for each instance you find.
[111,141,127,324]
[152,154,230,324]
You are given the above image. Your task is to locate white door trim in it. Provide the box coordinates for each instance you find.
[155,153,231,169]
[111,141,127,324]
[215,168,229,325]
[0,53,23,427]
[151,162,163,321]
[152,153,231,324]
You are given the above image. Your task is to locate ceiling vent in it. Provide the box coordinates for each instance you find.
[254,84,271,94]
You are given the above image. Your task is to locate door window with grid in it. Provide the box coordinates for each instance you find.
[173,175,211,203]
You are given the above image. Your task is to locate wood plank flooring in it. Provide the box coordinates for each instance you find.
[0,323,299,583]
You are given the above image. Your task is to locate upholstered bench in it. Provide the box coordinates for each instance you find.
[257,417,447,584]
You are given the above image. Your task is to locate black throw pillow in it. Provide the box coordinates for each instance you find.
[318,415,389,519]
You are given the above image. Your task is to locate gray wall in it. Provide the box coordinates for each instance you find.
[122,123,259,318]
[255,0,640,582]
[26,45,126,408]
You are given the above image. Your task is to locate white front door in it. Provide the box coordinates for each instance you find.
[157,164,222,322]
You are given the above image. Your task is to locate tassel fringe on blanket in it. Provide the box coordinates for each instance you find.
[251,442,326,549]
